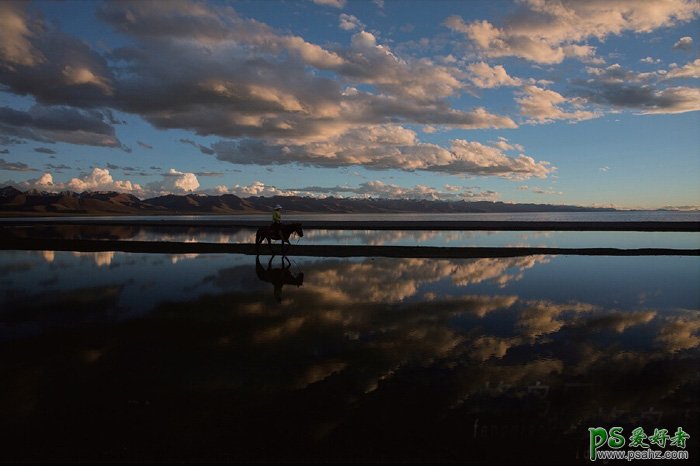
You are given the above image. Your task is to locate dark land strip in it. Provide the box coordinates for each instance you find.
[2,237,698,258]
[0,218,699,231]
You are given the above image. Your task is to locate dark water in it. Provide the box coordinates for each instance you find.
[4,223,700,249]
[1,250,699,463]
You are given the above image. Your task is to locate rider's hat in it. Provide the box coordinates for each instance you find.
[274,204,282,210]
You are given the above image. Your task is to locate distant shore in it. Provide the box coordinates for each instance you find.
[1,218,699,231]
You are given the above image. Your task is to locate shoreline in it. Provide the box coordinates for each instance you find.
[0,218,699,231]
[2,237,698,258]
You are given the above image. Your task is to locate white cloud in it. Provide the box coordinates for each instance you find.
[664,59,700,79]
[61,65,113,95]
[214,125,553,179]
[214,180,499,201]
[517,85,600,123]
[673,36,693,50]
[313,0,346,8]
[339,14,363,31]
[18,168,143,194]
[640,56,661,64]
[218,181,295,197]
[445,0,700,64]
[158,168,200,193]
[467,62,522,88]
[492,136,524,152]
[531,186,563,195]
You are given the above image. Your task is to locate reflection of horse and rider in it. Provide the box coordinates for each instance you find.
[255,255,304,302]
[255,204,304,254]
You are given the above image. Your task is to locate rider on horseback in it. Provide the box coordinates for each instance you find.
[271,204,282,238]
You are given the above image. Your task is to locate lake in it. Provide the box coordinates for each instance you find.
[3,223,700,249]
[1,249,698,463]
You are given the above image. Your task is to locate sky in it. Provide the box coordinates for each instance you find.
[0,0,699,209]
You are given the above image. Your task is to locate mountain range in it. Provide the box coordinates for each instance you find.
[0,186,617,216]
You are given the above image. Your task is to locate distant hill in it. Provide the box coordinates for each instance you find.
[0,186,617,216]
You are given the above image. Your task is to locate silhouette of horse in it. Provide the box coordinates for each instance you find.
[255,255,304,302]
[255,222,303,253]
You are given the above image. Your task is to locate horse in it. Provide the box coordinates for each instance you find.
[255,222,304,253]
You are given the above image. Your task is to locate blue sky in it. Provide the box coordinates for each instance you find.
[0,0,699,208]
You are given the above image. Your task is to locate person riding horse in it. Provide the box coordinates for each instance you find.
[256,205,304,253]
[271,204,282,237]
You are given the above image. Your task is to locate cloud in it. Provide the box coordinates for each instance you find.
[339,14,363,31]
[531,186,563,195]
[467,62,521,88]
[11,166,210,198]
[61,65,113,95]
[586,310,656,333]
[492,136,524,152]
[44,163,71,171]
[0,3,115,107]
[0,158,38,172]
[516,85,600,123]
[577,64,700,114]
[214,180,501,201]
[313,0,346,8]
[663,59,700,80]
[0,105,123,148]
[518,300,598,339]
[180,138,215,155]
[137,141,153,149]
[15,168,143,194]
[65,167,142,193]
[640,56,661,64]
[33,147,56,154]
[216,181,293,197]
[0,0,552,178]
[655,314,700,352]
[155,168,200,193]
[673,36,693,50]
[299,181,500,201]
[0,1,45,67]
[445,0,700,64]
[214,125,553,179]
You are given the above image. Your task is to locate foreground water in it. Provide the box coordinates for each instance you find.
[1,250,699,463]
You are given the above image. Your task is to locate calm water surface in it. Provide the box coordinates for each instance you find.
[5,224,700,249]
[1,250,698,463]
